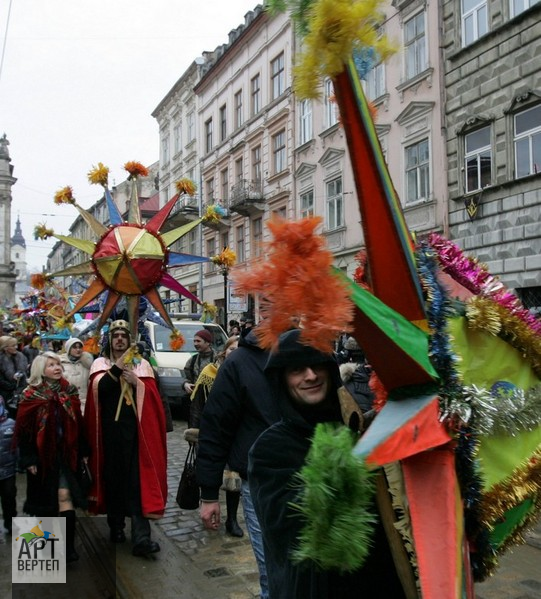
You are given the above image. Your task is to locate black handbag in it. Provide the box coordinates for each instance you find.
[176,443,200,510]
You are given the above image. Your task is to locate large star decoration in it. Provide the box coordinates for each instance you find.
[35,162,213,339]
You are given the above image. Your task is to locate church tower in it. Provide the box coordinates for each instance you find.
[11,214,29,305]
[0,134,17,306]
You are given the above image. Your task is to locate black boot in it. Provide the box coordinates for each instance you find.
[225,491,244,538]
[107,514,126,543]
[60,510,79,563]
[131,514,160,557]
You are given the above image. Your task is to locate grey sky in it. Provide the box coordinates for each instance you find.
[0,0,259,270]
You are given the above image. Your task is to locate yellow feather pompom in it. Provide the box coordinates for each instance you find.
[123,344,142,366]
[54,186,75,205]
[201,302,218,323]
[54,317,72,332]
[175,178,197,196]
[87,162,110,187]
[34,224,55,240]
[294,0,396,99]
[211,247,237,269]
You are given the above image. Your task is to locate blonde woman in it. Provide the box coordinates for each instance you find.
[14,352,88,562]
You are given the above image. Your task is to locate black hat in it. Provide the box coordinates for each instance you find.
[265,328,336,371]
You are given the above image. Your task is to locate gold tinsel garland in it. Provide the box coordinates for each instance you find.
[465,296,541,377]
[479,447,541,564]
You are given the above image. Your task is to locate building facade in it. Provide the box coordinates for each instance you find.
[154,1,450,324]
[11,215,30,305]
[0,135,17,306]
[443,0,541,311]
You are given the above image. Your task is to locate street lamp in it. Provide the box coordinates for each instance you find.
[222,263,229,331]
[210,247,237,331]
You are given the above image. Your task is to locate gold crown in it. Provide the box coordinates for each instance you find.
[109,320,130,335]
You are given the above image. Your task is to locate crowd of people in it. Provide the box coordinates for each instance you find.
[0,317,390,598]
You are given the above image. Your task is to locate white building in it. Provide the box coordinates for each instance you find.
[154,1,449,325]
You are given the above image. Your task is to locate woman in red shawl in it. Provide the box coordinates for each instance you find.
[14,351,88,563]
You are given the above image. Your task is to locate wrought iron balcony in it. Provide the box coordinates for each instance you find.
[230,179,265,216]
[165,194,200,230]
[202,201,231,230]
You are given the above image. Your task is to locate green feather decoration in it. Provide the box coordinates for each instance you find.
[289,423,377,572]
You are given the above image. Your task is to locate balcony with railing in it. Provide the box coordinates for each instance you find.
[164,194,200,230]
[202,200,231,231]
[230,179,265,216]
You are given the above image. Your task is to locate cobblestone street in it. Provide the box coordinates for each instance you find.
[2,418,541,598]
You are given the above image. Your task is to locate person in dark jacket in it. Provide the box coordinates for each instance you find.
[248,329,407,599]
[197,329,280,599]
[0,395,17,534]
[0,336,28,418]
[339,336,375,420]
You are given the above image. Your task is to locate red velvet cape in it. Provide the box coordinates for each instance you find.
[84,357,167,518]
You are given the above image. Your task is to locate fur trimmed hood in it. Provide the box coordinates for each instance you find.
[339,362,360,383]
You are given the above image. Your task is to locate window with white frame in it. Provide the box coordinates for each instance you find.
[235,90,243,129]
[221,168,229,201]
[219,105,227,142]
[324,79,338,128]
[206,178,215,203]
[236,225,245,262]
[251,73,261,115]
[300,189,314,218]
[161,135,170,164]
[299,100,313,145]
[404,12,427,80]
[514,104,541,178]
[274,206,287,219]
[235,157,243,182]
[173,123,182,154]
[221,231,229,251]
[271,52,285,100]
[462,0,488,47]
[511,0,540,17]
[405,138,430,203]
[187,111,195,143]
[252,145,262,183]
[252,217,263,257]
[188,230,197,255]
[326,177,343,230]
[365,63,385,101]
[464,125,492,192]
[273,130,286,174]
[205,118,213,153]
[206,237,216,271]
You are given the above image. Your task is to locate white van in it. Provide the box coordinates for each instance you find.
[144,319,228,418]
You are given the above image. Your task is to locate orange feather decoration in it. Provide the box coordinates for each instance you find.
[83,335,100,355]
[30,273,50,290]
[233,216,353,353]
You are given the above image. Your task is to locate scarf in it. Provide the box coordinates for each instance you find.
[15,378,81,474]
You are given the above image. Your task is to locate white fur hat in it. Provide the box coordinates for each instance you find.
[65,337,83,354]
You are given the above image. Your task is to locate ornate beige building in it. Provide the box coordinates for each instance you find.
[0,135,17,307]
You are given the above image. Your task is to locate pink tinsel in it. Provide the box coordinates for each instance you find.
[428,233,541,335]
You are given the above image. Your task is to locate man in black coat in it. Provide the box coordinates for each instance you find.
[248,329,407,599]
[196,329,280,599]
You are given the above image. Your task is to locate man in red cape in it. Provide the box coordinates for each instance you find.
[84,319,167,557]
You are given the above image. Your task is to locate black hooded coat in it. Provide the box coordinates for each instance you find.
[196,330,281,499]
[247,331,406,599]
